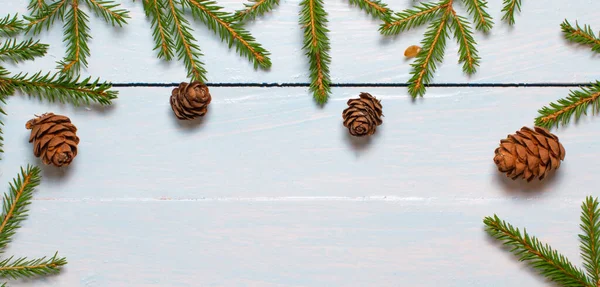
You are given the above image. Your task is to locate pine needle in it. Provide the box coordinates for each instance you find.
[142,0,175,60]
[84,0,129,27]
[300,0,331,104]
[501,0,522,25]
[57,0,91,75]
[484,214,594,287]
[0,39,48,63]
[562,20,600,53]
[233,0,280,22]
[535,82,600,129]
[185,0,272,69]
[580,196,600,284]
[348,0,391,21]
[379,1,445,35]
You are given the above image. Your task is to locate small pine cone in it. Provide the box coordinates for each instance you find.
[494,126,566,182]
[342,92,383,137]
[25,113,80,167]
[170,81,211,120]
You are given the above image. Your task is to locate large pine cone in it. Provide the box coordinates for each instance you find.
[26,113,80,167]
[494,126,566,182]
[170,81,211,120]
[342,92,383,137]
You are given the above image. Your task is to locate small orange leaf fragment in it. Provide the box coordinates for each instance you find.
[404,45,421,58]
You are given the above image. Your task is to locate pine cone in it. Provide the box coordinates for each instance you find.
[25,113,80,167]
[494,126,566,182]
[342,92,383,137]
[170,81,211,120]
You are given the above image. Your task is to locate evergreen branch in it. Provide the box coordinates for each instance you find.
[0,39,48,63]
[580,196,600,284]
[28,0,48,13]
[141,0,174,61]
[2,71,117,105]
[535,82,600,129]
[379,1,445,35]
[0,14,25,37]
[83,0,130,27]
[408,8,450,98]
[185,0,272,69]
[484,215,593,287]
[448,12,479,75]
[233,0,280,22]
[25,0,68,35]
[165,0,207,82]
[348,0,391,21]
[58,0,91,75]
[0,253,66,280]
[460,0,493,32]
[501,0,522,25]
[300,0,331,104]
[562,20,600,54]
[0,166,41,253]
[0,94,5,155]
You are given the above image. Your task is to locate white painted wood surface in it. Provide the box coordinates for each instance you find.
[2,0,600,286]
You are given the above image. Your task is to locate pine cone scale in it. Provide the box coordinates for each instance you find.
[494,126,565,182]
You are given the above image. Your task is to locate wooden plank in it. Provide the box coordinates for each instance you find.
[4,199,589,286]
[1,86,597,199]
[2,1,600,83]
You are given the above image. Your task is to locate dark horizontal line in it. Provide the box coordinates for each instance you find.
[110,82,595,88]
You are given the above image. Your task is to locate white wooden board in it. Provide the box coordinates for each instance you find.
[2,0,600,84]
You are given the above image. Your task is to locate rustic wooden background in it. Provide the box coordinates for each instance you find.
[2,0,600,286]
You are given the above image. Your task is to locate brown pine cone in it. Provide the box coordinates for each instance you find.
[170,81,211,120]
[494,126,566,182]
[342,92,383,137]
[25,113,80,167]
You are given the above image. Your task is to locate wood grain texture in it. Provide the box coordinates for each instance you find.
[1,0,599,84]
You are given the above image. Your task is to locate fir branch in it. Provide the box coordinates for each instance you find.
[448,12,479,75]
[535,82,600,129]
[0,14,25,37]
[408,8,450,98]
[165,0,207,82]
[141,0,174,61]
[0,39,48,63]
[1,71,117,106]
[28,0,48,14]
[461,0,493,32]
[580,196,600,284]
[501,0,522,25]
[0,166,41,253]
[300,0,331,104]
[484,214,593,287]
[25,0,68,35]
[562,20,600,54]
[0,253,66,280]
[379,1,445,35]
[348,0,391,21]
[58,0,91,75]
[185,0,272,69]
[233,0,280,22]
[83,0,130,27]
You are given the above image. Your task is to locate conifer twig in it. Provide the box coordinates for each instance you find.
[348,0,391,21]
[562,20,600,53]
[0,15,25,37]
[24,0,130,75]
[300,0,331,104]
[535,82,600,129]
[233,0,280,22]
[461,0,493,32]
[501,0,522,25]
[484,214,593,287]
[580,197,600,284]
[185,0,271,69]
[0,39,48,63]
[448,12,479,75]
[379,1,445,35]
[142,0,174,61]
[0,253,66,280]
